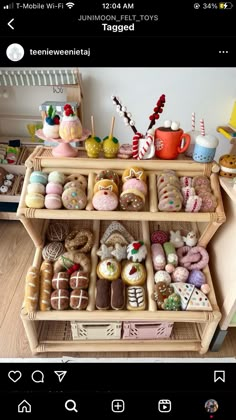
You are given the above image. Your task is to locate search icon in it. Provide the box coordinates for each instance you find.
[65,400,78,413]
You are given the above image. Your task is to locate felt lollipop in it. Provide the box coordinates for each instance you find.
[102,116,119,158]
[85,115,102,158]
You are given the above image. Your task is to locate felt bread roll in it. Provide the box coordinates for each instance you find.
[24,266,39,313]
[39,261,53,311]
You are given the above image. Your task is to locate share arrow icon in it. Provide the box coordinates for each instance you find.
[54,371,67,382]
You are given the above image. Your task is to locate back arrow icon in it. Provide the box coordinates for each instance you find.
[8,18,14,30]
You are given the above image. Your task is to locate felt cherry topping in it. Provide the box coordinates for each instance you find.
[129,265,137,275]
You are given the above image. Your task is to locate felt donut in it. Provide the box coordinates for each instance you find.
[54,251,91,274]
[119,189,145,211]
[93,179,119,195]
[92,190,119,211]
[65,229,94,252]
[95,170,120,186]
[64,174,87,191]
[122,166,146,183]
[122,178,148,196]
[177,245,209,270]
[62,187,87,210]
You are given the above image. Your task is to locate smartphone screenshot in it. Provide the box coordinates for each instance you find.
[0,1,236,419]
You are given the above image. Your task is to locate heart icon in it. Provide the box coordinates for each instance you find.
[8,370,22,383]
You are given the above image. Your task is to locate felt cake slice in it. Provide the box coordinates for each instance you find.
[171,282,194,310]
[186,287,212,311]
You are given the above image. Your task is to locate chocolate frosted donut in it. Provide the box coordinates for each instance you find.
[120,189,145,211]
[95,170,120,186]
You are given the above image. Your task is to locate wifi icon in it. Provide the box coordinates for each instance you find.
[66,2,75,8]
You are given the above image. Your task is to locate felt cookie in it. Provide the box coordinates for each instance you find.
[181,186,196,206]
[179,176,192,188]
[163,293,182,311]
[192,175,211,188]
[105,232,129,247]
[171,282,195,310]
[100,221,134,245]
[185,195,202,213]
[153,281,174,309]
[93,179,119,195]
[96,244,114,260]
[111,243,127,261]
[126,286,146,310]
[158,195,182,212]
[159,184,182,199]
[197,191,217,212]
[122,166,146,183]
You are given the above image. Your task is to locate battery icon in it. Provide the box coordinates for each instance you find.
[219,2,234,8]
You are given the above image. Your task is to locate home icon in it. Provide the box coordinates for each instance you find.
[18,400,31,413]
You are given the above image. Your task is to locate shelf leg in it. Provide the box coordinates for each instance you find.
[209,326,228,352]
[21,316,39,354]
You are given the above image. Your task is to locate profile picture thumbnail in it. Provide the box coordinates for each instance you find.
[204,399,219,413]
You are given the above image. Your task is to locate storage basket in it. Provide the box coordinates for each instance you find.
[71,321,122,340]
[122,321,173,340]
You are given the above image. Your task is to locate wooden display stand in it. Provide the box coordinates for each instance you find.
[18,147,225,354]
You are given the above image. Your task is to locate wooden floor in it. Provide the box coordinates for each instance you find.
[0,220,236,359]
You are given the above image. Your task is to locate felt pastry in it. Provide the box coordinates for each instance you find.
[154,270,171,285]
[120,189,145,211]
[100,221,134,245]
[122,166,147,183]
[97,258,121,281]
[39,260,53,311]
[70,289,89,310]
[151,243,166,270]
[52,272,70,289]
[65,229,94,253]
[127,241,147,262]
[94,179,119,195]
[50,289,70,310]
[47,222,70,242]
[163,242,178,266]
[42,242,65,262]
[96,279,111,310]
[179,176,192,187]
[25,193,45,209]
[153,281,174,309]
[92,190,118,211]
[111,243,127,261]
[181,186,196,206]
[59,103,82,141]
[186,287,212,311]
[117,143,133,159]
[62,187,87,210]
[111,278,125,310]
[121,262,146,286]
[69,271,89,289]
[163,293,182,311]
[64,174,87,190]
[95,170,120,186]
[45,193,62,209]
[97,244,114,260]
[187,269,206,288]
[24,266,39,312]
[127,286,146,310]
[54,251,91,274]
[122,178,148,196]
[177,245,209,270]
[158,194,182,212]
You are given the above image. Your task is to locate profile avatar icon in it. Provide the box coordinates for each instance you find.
[204,399,219,413]
[6,43,24,61]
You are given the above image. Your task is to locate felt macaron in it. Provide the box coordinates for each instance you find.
[45,193,62,209]
[46,182,63,195]
[30,171,48,185]
[25,193,45,208]
[27,183,46,195]
[48,171,65,185]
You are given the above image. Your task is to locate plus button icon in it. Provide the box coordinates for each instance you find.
[111,399,125,413]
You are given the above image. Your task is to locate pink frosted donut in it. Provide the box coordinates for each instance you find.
[45,193,62,209]
[92,190,118,211]
[46,182,63,195]
[122,178,148,196]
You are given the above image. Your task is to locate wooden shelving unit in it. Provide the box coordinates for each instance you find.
[18,148,225,354]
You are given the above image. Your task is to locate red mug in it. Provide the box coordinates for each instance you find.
[155,128,191,159]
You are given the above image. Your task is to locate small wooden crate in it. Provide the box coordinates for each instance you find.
[122,321,173,340]
[71,321,122,340]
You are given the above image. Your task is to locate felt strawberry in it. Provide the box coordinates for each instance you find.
[67,263,80,275]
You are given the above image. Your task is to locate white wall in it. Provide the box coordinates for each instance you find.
[0,67,236,161]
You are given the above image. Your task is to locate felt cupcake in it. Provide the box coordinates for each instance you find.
[59,104,82,142]
[43,105,60,139]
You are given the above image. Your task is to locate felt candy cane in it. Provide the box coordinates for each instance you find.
[137,129,155,160]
